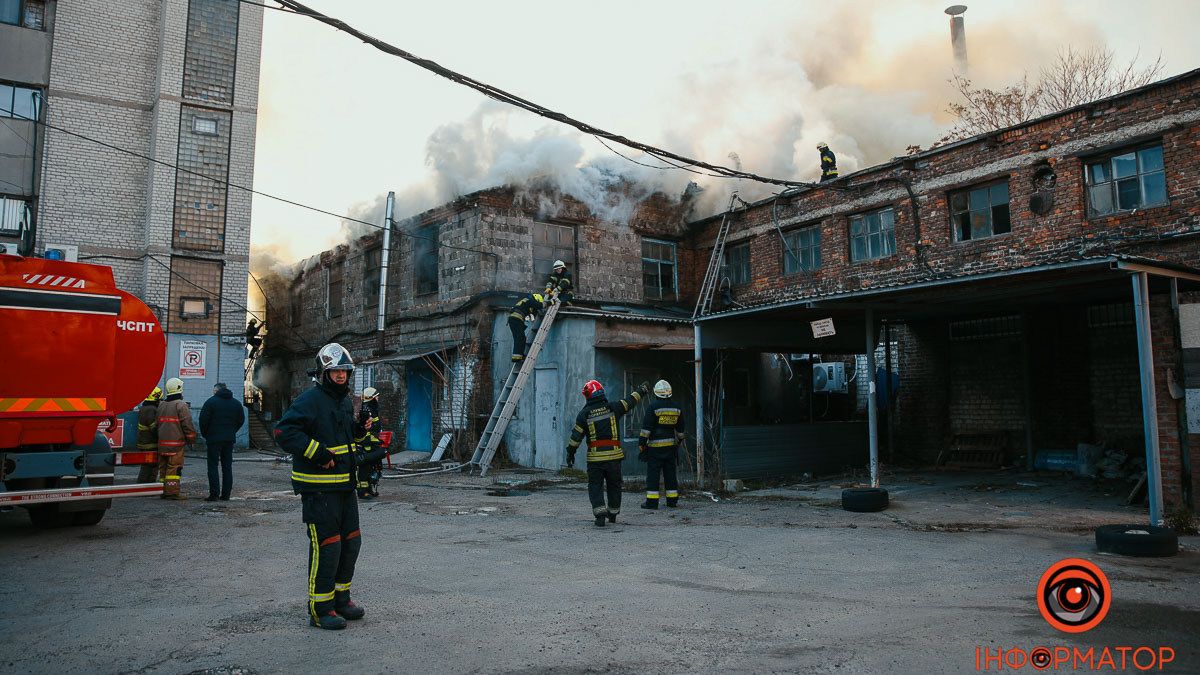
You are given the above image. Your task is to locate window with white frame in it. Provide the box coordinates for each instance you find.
[192,116,218,135]
[950,181,1011,241]
[0,195,31,233]
[783,226,821,274]
[849,207,896,262]
[641,238,677,301]
[1085,144,1167,217]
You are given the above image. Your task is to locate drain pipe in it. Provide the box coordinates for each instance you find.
[375,191,395,353]
[694,322,704,489]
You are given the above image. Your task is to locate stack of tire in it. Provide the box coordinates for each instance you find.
[841,487,889,512]
[1094,525,1178,557]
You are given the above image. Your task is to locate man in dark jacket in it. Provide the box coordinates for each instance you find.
[274,343,365,630]
[638,380,686,510]
[199,382,245,502]
[508,292,544,362]
[566,379,647,527]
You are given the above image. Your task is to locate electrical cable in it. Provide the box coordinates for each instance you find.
[263,0,825,190]
[7,110,497,261]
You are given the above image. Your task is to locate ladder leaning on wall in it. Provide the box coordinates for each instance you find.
[469,299,563,476]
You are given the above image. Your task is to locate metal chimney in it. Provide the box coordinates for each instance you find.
[946,5,968,73]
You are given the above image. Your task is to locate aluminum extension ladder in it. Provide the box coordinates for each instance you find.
[470,299,563,476]
[692,192,741,319]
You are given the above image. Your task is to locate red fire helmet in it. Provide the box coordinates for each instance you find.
[581,379,604,398]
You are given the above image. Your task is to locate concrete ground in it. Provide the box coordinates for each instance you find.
[0,457,1197,674]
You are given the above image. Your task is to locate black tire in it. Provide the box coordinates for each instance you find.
[72,510,107,526]
[842,487,889,512]
[1095,524,1178,557]
[27,505,75,529]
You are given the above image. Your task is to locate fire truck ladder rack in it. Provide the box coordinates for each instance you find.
[693,193,741,319]
[470,299,562,476]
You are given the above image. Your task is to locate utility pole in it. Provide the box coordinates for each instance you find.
[375,191,394,355]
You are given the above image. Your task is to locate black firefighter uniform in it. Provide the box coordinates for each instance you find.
[508,294,544,362]
[274,381,363,624]
[354,400,388,498]
[639,397,686,507]
[567,387,645,519]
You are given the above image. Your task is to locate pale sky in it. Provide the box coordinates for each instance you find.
[249,1,1200,265]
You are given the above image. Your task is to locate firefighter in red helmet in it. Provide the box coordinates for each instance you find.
[566,378,648,526]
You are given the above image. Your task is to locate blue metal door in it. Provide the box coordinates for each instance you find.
[406,362,433,452]
[534,367,560,468]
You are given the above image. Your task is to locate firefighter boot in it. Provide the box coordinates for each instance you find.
[641,492,660,510]
[593,506,607,527]
[666,490,679,508]
[334,591,365,620]
[310,610,347,630]
[607,512,617,524]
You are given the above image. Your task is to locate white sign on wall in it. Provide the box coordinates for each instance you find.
[179,339,207,379]
[810,318,836,339]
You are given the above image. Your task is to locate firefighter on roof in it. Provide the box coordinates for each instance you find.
[274,342,366,630]
[817,142,838,182]
[508,292,544,362]
[136,386,162,484]
[639,380,686,510]
[566,379,647,527]
[156,378,196,500]
[354,387,388,499]
[543,260,574,304]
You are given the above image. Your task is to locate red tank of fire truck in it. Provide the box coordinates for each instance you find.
[1,253,167,527]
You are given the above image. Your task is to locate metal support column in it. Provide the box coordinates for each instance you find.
[1132,272,1164,525]
[865,309,879,488]
[693,323,704,488]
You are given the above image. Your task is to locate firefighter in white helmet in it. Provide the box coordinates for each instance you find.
[817,142,838,182]
[156,378,196,500]
[543,259,574,304]
[638,379,686,509]
[274,343,366,630]
[353,387,388,499]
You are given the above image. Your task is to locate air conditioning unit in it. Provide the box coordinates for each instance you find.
[43,243,79,262]
[0,242,18,256]
[813,362,847,393]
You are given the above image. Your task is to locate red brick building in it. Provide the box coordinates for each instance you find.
[687,68,1200,520]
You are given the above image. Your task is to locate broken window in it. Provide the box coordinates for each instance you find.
[1085,144,1167,217]
[783,225,821,274]
[723,242,751,286]
[363,246,381,308]
[533,222,576,288]
[327,263,344,318]
[641,238,677,301]
[414,222,439,296]
[950,181,1010,241]
[622,368,658,440]
[849,207,896,262]
[0,83,42,121]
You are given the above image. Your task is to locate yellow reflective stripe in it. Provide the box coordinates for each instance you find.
[292,471,351,483]
[646,491,660,498]
[354,434,369,443]
[666,490,679,497]
[137,423,155,431]
[136,443,157,449]
[573,424,584,433]
[310,591,335,601]
[334,582,351,592]
[509,311,524,320]
[638,430,650,438]
[327,444,351,455]
[165,475,180,480]
[647,439,677,448]
[304,439,319,459]
[308,524,320,621]
[586,448,624,462]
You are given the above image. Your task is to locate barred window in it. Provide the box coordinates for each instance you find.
[849,208,896,262]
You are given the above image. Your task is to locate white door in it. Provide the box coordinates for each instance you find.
[534,367,560,469]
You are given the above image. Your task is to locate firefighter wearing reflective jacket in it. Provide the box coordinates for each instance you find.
[136,386,162,484]
[543,260,574,304]
[566,379,647,527]
[354,387,387,499]
[817,142,838,181]
[639,380,685,510]
[156,378,196,500]
[508,293,544,362]
[274,342,366,630]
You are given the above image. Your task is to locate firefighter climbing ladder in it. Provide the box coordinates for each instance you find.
[692,193,741,319]
[470,299,563,476]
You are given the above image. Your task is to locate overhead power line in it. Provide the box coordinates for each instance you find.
[261,0,824,190]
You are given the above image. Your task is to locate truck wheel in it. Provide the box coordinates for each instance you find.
[28,505,76,529]
[72,510,107,526]
[841,487,889,512]
[1095,524,1178,557]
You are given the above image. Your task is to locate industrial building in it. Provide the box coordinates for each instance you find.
[0,0,263,444]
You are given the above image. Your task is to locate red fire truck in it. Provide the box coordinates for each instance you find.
[0,254,166,527]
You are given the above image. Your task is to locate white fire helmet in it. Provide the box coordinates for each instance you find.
[316,343,355,376]
[552,260,566,271]
[653,380,673,399]
[362,387,379,402]
[165,378,184,396]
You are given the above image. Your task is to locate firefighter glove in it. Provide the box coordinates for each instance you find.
[638,382,650,395]
[566,449,576,466]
